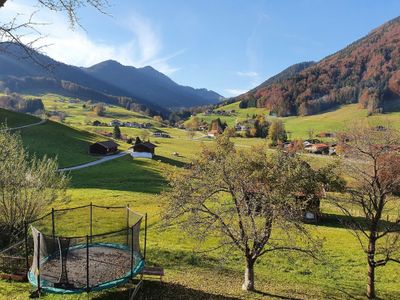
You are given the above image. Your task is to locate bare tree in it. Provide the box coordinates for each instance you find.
[162,134,339,291]
[0,127,69,247]
[0,0,110,63]
[334,124,400,299]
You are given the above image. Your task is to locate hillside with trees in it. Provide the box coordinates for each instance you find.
[236,16,400,116]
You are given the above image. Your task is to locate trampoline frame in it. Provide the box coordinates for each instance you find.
[24,203,148,297]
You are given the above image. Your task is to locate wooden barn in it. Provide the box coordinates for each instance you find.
[131,137,157,158]
[89,140,119,155]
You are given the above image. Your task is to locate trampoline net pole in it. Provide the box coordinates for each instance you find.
[51,208,55,240]
[37,231,41,293]
[24,222,29,272]
[90,203,93,243]
[131,225,134,280]
[144,213,148,261]
[86,235,90,293]
[126,205,130,245]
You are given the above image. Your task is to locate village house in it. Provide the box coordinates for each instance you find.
[305,143,330,154]
[235,123,247,131]
[153,132,171,138]
[141,123,153,129]
[109,120,122,127]
[89,140,119,155]
[125,122,141,128]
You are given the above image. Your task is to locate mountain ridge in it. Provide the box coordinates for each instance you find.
[0,43,223,113]
[83,60,223,109]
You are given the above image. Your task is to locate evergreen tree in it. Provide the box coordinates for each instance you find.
[113,125,121,139]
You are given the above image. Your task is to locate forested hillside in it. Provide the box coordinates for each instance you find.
[237,16,400,116]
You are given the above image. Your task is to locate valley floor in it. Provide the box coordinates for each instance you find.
[1,100,400,300]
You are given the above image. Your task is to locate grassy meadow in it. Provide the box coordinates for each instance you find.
[1,100,400,299]
[32,93,160,128]
[193,102,400,139]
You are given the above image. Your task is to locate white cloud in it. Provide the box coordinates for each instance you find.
[236,71,259,78]
[0,1,182,75]
[224,88,248,97]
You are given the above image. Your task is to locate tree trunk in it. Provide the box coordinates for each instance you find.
[367,262,375,299]
[242,258,255,291]
[367,232,376,299]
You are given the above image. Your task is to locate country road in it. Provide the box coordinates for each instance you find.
[58,150,131,172]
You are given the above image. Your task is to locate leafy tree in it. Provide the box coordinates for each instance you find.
[334,124,400,299]
[0,128,69,247]
[239,100,248,109]
[268,119,287,146]
[163,134,335,291]
[185,116,201,131]
[140,130,150,141]
[93,103,106,116]
[209,118,226,133]
[113,124,121,139]
[254,115,269,138]
[153,115,163,123]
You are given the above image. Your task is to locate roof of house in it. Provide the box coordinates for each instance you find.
[94,140,119,149]
[312,143,329,148]
[134,142,157,149]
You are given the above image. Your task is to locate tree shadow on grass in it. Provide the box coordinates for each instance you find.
[94,280,241,300]
[145,248,222,270]
[70,156,166,194]
[154,155,187,168]
[253,290,303,300]
[313,213,397,231]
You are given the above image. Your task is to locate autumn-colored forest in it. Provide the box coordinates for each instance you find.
[238,16,400,116]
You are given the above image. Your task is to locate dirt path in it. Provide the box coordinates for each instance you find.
[58,150,131,172]
[5,118,47,131]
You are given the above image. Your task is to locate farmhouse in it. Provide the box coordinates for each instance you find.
[89,140,119,155]
[305,143,329,154]
[131,137,157,159]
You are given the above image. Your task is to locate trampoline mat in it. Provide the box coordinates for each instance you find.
[37,244,140,290]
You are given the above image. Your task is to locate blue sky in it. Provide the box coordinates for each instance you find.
[2,0,400,97]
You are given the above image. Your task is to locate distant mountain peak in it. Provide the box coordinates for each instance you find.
[0,42,222,110]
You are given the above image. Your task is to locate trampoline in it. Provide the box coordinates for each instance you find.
[25,204,147,295]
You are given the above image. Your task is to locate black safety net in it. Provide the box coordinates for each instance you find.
[28,204,145,293]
